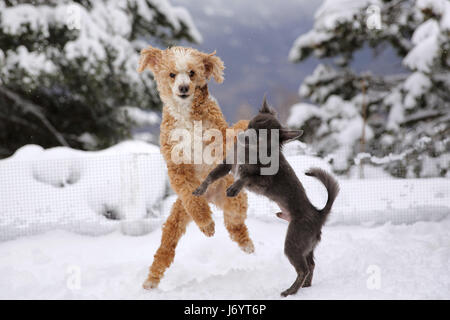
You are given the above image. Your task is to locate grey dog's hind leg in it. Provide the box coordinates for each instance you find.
[281,254,309,297]
[303,251,315,288]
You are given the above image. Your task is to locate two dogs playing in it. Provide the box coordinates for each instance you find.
[138,46,339,296]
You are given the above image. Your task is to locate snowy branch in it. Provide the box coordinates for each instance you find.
[354,137,433,166]
[0,86,69,147]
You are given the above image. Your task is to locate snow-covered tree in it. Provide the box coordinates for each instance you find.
[0,0,201,157]
[287,0,449,177]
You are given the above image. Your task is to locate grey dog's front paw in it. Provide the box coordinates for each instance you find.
[193,184,207,196]
[226,185,240,197]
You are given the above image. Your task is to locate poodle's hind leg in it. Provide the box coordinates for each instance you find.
[218,175,254,253]
[143,198,192,289]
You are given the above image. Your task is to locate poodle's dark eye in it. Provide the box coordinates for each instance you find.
[169,73,176,78]
[189,70,195,78]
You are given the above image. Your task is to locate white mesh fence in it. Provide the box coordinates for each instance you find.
[0,152,449,241]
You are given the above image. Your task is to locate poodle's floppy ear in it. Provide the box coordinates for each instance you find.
[203,51,225,83]
[260,94,276,115]
[137,46,162,73]
[280,129,303,143]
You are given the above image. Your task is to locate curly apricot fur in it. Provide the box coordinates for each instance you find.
[138,46,254,289]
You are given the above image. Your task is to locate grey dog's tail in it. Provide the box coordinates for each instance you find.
[305,167,340,219]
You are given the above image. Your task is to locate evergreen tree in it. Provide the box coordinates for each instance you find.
[0,0,201,157]
[287,0,449,177]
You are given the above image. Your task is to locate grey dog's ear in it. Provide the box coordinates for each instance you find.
[280,129,303,143]
[260,95,277,115]
[137,45,162,73]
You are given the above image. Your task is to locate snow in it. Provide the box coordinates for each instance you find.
[119,106,161,126]
[0,0,201,87]
[0,141,167,241]
[288,0,381,61]
[286,103,324,128]
[404,19,440,73]
[411,19,440,45]
[1,216,449,299]
[172,6,204,43]
[347,164,393,179]
[3,46,56,79]
[1,4,51,36]
[142,0,202,43]
[78,133,98,149]
[286,94,377,173]
[314,0,377,30]
[330,120,372,172]
[384,89,404,131]
[288,30,333,61]
[282,140,315,157]
[0,141,449,299]
[441,1,450,31]
[403,72,432,109]
[2,142,448,237]
[417,0,448,16]
[287,0,450,179]
[403,1,449,73]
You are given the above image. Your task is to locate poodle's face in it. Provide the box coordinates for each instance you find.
[138,46,224,104]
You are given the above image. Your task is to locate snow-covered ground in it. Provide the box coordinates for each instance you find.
[1,216,449,299]
[0,141,449,299]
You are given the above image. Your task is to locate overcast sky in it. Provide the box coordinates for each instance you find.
[167,0,319,121]
[170,0,403,122]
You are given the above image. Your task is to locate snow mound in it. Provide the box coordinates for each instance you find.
[0,141,167,241]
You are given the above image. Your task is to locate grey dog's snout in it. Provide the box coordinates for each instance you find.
[178,85,189,93]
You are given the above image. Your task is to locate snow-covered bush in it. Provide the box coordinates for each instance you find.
[0,141,168,240]
[0,0,201,157]
[288,96,374,172]
[288,0,450,177]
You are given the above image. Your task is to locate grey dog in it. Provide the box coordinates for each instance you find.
[193,96,339,297]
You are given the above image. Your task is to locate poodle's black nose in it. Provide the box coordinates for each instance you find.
[179,85,189,93]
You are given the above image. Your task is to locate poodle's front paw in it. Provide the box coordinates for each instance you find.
[142,278,159,290]
[192,184,207,196]
[200,220,215,237]
[226,185,241,197]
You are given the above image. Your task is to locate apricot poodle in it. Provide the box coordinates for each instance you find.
[137,46,254,289]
